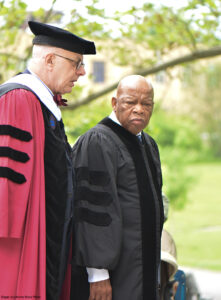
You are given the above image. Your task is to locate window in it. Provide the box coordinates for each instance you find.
[155,71,166,83]
[93,61,105,83]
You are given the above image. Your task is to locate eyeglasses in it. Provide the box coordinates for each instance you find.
[53,53,85,70]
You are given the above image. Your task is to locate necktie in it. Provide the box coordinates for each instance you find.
[53,94,68,106]
[137,134,143,144]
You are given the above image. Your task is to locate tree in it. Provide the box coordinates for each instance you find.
[63,45,221,110]
[181,61,221,158]
[0,0,221,87]
[0,0,221,208]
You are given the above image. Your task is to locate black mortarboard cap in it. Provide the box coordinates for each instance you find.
[28,21,96,55]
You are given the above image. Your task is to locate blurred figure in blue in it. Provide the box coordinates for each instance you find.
[160,229,179,300]
[161,194,201,300]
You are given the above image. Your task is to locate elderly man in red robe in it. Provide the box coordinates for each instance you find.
[0,21,96,300]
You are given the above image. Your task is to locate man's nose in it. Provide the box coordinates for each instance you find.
[76,66,86,76]
[133,103,143,114]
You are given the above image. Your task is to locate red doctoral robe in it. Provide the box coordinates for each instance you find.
[0,75,72,299]
[0,89,46,298]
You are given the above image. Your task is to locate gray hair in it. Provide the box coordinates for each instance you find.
[28,45,57,69]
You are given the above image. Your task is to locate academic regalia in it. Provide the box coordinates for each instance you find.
[0,74,74,300]
[71,117,164,300]
[0,18,96,300]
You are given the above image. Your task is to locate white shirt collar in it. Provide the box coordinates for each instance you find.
[28,69,54,96]
[109,111,121,126]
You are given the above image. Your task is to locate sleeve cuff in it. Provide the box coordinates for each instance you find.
[86,268,110,283]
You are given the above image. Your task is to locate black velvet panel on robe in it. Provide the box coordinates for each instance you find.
[100,117,164,299]
[40,103,74,300]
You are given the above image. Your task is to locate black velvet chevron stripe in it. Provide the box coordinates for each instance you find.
[76,167,110,186]
[76,186,112,206]
[0,166,26,183]
[0,147,30,163]
[0,125,32,142]
[77,207,112,226]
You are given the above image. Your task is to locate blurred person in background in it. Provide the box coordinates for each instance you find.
[161,195,200,300]
[160,229,179,300]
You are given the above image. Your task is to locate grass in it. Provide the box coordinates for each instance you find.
[165,161,221,271]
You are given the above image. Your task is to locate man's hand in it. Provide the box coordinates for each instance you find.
[171,281,179,299]
[89,279,112,300]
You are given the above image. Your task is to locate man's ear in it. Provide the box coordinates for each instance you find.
[45,53,55,71]
[111,97,117,112]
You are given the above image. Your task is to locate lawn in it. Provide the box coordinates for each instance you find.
[165,161,221,271]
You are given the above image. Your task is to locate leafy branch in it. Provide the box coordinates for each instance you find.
[63,45,221,110]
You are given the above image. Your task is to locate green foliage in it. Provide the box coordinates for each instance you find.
[181,62,221,158]
[0,0,64,81]
[145,104,203,209]
[0,0,27,30]
[1,0,220,80]
[67,0,110,40]
[0,0,27,51]
[160,147,194,209]
[105,0,221,67]
[149,106,203,157]
[166,162,221,271]
[62,95,112,145]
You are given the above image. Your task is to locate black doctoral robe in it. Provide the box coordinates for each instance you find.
[71,117,164,300]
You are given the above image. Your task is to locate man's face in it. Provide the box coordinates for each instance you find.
[50,49,86,95]
[112,80,154,135]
